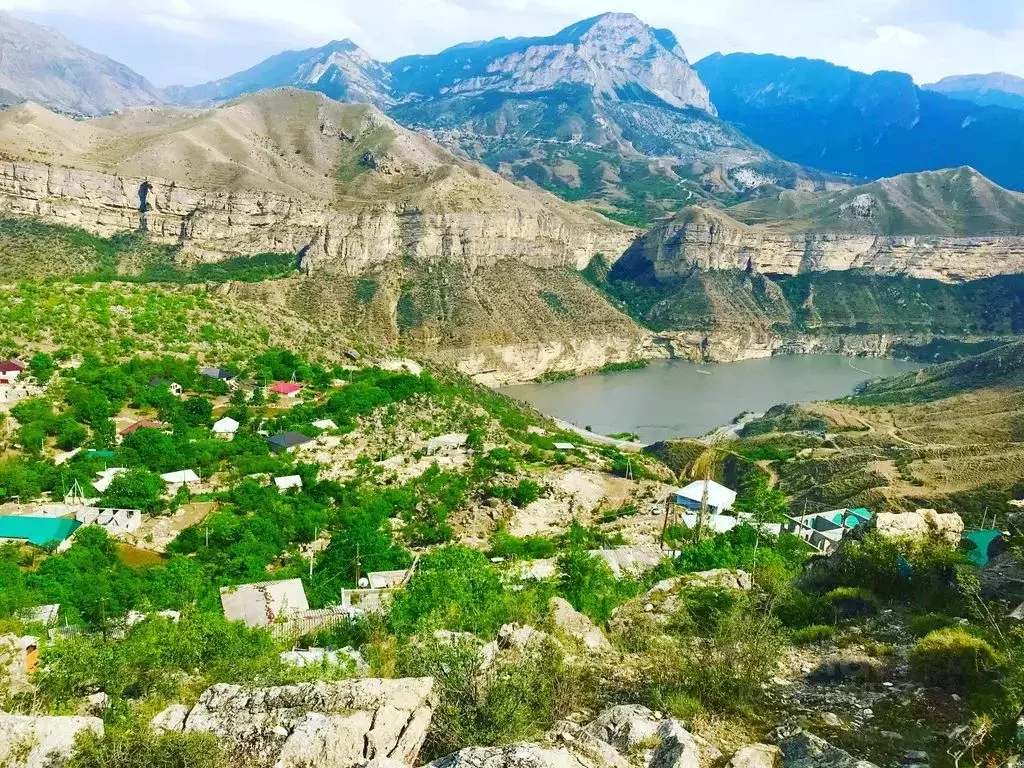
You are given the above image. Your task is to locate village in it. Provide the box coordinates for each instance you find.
[0,346,1022,768]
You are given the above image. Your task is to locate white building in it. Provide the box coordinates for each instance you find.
[220,579,310,629]
[92,468,128,494]
[312,419,338,431]
[675,480,737,515]
[212,417,240,440]
[161,469,201,493]
[274,475,303,491]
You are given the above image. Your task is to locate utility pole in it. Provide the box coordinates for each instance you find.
[309,527,317,578]
[354,543,361,586]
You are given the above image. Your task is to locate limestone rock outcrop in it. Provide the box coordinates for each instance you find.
[429,705,711,768]
[154,677,436,768]
[549,597,613,654]
[0,162,633,275]
[0,712,103,768]
[874,509,964,545]
[771,724,878,768]
[636,206,1024,283]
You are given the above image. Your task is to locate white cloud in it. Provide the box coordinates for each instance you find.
[874,25,927,46]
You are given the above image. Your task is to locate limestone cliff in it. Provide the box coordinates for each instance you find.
[0,91,634,273]
[638,205,1024,283]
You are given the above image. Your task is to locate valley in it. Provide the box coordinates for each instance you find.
[0,8,1022,768]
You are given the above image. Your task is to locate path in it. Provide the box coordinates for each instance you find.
[553,419,647,452]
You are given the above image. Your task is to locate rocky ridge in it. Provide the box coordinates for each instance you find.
[634,205,1024,284]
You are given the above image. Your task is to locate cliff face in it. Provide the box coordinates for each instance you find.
[0,162,634,274]
[639,207,1024,283]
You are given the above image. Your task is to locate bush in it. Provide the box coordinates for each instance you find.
[909,612,960,637]
[646,609,786,713]
[399,635,596,760]
[557,548,639,624]
[825,587,880,620]
[791,624,836,645]
[773,590,831,629]
[66,725,226,768]
[388,547,550,638]
[909,627,999,690]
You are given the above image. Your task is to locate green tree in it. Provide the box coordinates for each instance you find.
[28,352,56,384]
[182,397,213,427]
[100,468,166,514]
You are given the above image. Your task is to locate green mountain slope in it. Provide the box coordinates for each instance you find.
[729,167,1024,235]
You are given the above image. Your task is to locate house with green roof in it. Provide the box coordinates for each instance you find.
[0,516,81,547]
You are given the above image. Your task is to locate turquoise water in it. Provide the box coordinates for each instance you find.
[502,355,924,443]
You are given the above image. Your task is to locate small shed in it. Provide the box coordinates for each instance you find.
[675,480,737,515]
[220,578,310,628]
[212,417,240,439]
[268,432,312,454]
[553,442,576,452]
[367,569,412,590]
[274,475,303,491]
[149,377,183,396]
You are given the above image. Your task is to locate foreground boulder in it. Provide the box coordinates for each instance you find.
[875,509,963,545]
[981,551,1024,603]
[430,704,714,768]
[0,713,103,768]
[772,724,878,768]
[728,744,781,768]
[549,597,613,653]
[157,678,435,768]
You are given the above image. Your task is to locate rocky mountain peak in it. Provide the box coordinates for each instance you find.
[423,13,714,113]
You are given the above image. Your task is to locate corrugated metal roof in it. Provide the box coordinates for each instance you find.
[0,516,80,546]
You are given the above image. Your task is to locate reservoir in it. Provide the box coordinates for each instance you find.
[502,355,925,443]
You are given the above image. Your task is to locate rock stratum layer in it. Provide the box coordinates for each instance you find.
[0,161,629,273]
[638,204,1024,283]
[0,91,633,274]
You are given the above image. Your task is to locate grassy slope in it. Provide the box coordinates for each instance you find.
[740,341,1024,521]
[729,167,1024,235]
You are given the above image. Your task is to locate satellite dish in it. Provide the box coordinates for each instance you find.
[358,577,369,588]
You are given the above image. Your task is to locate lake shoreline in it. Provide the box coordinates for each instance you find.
[501,355,925,444]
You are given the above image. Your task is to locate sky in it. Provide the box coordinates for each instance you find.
[2,0,1023,87]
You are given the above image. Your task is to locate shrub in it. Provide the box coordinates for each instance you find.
[909,612,959,637]
[792,624,836,645]
[399,634,596,760]
[388,547,550,638]
[909,628,999,690]
[66,725,226,768]
[646,609,786,713]
[825,587,880,620]
[557,548,639,624]
[673,587,739,636]
[772,589,831,629]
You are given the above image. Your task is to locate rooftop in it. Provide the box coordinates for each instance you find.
[220,578,310,628]
[268,431,312,449]
[676,480,738,510]
[0,516,80,546]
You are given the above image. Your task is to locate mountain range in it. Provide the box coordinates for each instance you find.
[0,10,1023,381]
[5,10,1024,211]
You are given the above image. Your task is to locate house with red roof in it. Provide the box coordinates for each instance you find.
[0,360,27,385]
[270,382,303,398]
[119,419,167,438]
